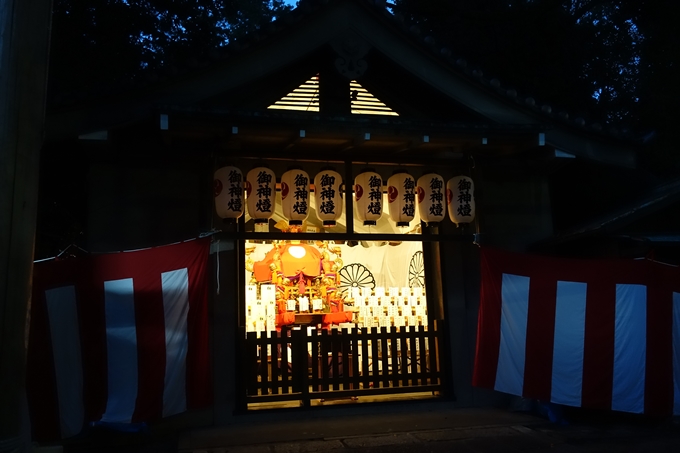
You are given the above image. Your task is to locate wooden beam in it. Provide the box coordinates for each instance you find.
[283,129,307,151]
[319,60,351,116]
[0,0,52,448]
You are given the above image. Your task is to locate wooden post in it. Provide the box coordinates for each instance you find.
[213,240,242,420]
[319,58,351,116]
[0,0,52,450]
[422,224,445,320]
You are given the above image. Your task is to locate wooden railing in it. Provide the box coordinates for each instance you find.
[240,320,445,406]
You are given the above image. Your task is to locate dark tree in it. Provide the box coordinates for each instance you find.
[393,0,679,175]
[394,1,636,122]
[49,0,293,97]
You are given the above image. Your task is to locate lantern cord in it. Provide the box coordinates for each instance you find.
[56,244,89,260]
[216,239,221,295]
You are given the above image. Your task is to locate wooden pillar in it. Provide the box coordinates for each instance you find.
[422,224,444,320]
[318,59,351,116]
[438,237,473,404]
[212,237,241,422]
[422,224,450,397]
[0,0,52,450]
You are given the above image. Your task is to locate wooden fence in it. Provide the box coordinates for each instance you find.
[240,320,445,407]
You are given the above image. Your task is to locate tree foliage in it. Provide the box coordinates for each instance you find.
[49,0,293,96]
[393,0,679,174]
[394,1,637,123]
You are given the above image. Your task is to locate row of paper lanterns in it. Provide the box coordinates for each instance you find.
[214,166,475,227]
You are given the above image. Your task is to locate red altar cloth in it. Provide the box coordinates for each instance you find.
[321,312,353,328]
[275,312,296,328]
[275,311,353,329]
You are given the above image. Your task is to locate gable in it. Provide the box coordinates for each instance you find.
[266,74,398,116]
[268,74,320,112]
[349,79,398,116]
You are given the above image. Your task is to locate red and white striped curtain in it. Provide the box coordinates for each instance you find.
[27,238,211,441]
[473,247,680,416]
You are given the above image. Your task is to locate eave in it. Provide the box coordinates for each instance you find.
[530,177,680,250]
[153,107,549,163]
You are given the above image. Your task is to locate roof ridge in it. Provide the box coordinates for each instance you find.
[47,0,640,142]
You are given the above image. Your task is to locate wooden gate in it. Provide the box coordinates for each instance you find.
[240,321,445,407]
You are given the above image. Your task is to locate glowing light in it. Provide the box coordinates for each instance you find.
[288,246,307,259]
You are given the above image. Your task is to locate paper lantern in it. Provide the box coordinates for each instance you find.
[245,167,275,223]
[354,171,382,226]
[416,173,446,224]
[314,169,343,227]
[214,166,244,219]
[447,176,475,225]
[281,168,310,225]
[387,172,416,227]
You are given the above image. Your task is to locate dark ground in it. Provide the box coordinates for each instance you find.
[54,404,680,453]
